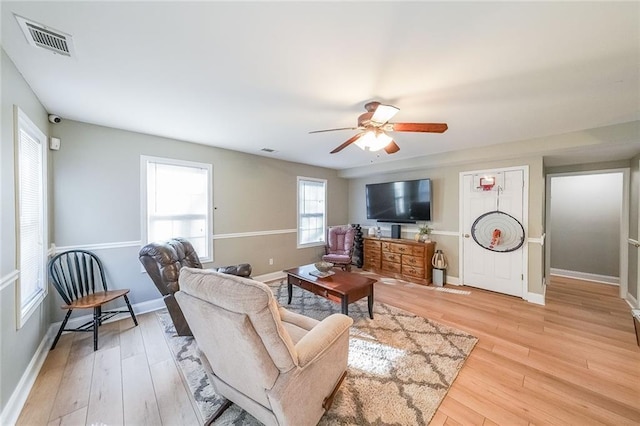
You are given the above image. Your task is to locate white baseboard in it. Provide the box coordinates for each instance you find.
[527,291,546,305]
[2,296,166,424]
[550,268,619,286]
[53,297,165,332]
[626,293,639,309]
[0,329,52,426]
[445,275,461,286]
[253,271,286,283]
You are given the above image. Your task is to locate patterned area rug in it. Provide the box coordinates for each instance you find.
[158,280,477,425]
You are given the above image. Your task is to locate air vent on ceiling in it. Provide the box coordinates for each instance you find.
[261,148,277,153]
[15,14,76,58]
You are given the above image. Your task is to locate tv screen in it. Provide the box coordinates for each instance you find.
[366,179,432,223]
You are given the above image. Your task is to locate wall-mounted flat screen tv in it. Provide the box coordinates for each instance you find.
[366,178,432,223]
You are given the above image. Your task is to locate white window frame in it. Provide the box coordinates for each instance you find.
[297,176,327,248]
[140,155,213,262]
[14,106,48,329]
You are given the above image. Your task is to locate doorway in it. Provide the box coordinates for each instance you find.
[545,169,629,299]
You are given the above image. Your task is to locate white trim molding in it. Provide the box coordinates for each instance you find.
[54,240,142,253]
[1,294,166,425]
[551,268,619,286]
[0,270,20,291]
[54,229,300,253]
[0,328,51,426]
[445,275,460,286]
[527,291,546,305]
[254,271,287,283]
[213,229,296,240]
[432,230,459,237]
[528,233,545,245]
[56,296,166,331]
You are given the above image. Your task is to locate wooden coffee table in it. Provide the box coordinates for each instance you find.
[283,264,377,318]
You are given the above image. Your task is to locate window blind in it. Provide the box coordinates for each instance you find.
[18,126,45,309]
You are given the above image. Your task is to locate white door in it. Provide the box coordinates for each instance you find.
[462,169,525,297]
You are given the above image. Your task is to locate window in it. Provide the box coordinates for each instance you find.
[15,107,48,328]
[141,156,212,261]
[297,177,327,247]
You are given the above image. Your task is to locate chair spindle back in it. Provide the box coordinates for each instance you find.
[49,250,108,305]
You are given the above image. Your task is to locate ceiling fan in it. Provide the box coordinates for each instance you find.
[309,101,448,155]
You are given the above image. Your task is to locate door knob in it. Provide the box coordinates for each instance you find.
[464,234,470,238]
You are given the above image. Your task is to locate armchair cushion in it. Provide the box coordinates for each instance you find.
[325,226,355,256]
[322,226,356,270]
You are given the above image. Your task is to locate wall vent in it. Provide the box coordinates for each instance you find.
[15,14,76,58]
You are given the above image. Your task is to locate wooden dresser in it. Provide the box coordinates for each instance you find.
[363,237,436,285]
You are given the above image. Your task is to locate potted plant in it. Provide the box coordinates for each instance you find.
[417,224,432,242]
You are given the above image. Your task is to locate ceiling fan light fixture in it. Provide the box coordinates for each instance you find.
[370,104,400,124]
[355,130,392,152]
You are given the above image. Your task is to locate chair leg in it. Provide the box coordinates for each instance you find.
[124,295,138,326]
[93,307,100,351]
[51,310,72,350]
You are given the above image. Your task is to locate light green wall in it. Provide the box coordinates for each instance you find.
[0,50,52,415]
[49,119,349,320]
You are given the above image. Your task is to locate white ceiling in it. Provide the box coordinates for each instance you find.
[2,1,639,170]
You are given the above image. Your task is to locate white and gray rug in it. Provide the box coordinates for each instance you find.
[158,280,477,425]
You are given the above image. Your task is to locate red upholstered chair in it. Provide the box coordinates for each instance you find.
[322,226,356,271]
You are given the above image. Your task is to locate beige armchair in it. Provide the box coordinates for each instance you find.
[175,268,353,426]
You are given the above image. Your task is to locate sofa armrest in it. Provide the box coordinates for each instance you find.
[295,314,353,367]
[213,263,252,278]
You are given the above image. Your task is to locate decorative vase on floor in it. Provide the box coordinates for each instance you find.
[352,224,363,268]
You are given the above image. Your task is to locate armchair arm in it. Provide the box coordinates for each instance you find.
[279,306,319,332]
[213,263,252,277]
[295,314,353,367]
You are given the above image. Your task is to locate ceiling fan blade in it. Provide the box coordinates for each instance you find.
[330,132,365,154]
[391,123,448,133]
[309,127,359,134]
[371,104,400,124]
[384,140,400,154]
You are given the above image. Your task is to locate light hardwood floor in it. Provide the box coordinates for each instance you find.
[17,275,640,425]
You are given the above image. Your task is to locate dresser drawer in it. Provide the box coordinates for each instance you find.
[411,245,426,257]
[364,257,380,269]
[381,261,402,274]
[382,252,401,263]
[365,240,382,250]
[402,265,425,279]
[402,255,424,267]
[381,242,392,252]
[389,243,411,255]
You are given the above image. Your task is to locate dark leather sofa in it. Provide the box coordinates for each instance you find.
[139,237,251,336]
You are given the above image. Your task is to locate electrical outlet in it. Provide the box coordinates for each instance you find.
[269,258,274,265]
